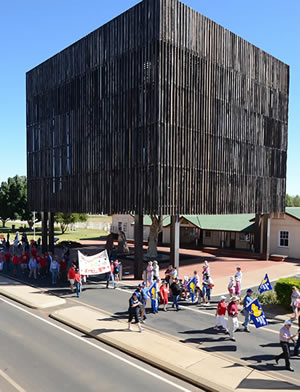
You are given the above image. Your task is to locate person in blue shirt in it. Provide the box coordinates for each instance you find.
[242,288,254,332]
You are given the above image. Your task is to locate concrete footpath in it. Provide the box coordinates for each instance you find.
[0,275,65,309]
[0,274,299,392]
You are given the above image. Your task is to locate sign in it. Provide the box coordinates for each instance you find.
[258,273,272,294]
[246,298,268,328]
[78,249,110,276]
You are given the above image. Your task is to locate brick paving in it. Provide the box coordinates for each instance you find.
[61,239,300,294]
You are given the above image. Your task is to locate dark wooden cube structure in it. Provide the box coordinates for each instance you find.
[26,0,289,275]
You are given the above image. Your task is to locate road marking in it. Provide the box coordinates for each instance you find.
[0,369,27,392]
[0,298,193,392]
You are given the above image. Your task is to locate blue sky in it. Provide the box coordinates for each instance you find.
[0,0,299,195]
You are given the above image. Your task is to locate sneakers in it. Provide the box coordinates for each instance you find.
[139,327,144,333]
[213,326,219,330]
[230,337,236,341]
[244,328,250,333]
[128,327,133,331]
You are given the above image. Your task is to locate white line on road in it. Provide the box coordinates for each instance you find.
[0,298,194,392]
[0,369,27,392]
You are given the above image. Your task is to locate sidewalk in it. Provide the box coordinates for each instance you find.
[51,306,300,392]
[0,274,299,392]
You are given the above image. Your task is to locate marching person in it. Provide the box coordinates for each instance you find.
[228,276,235,297]
[106,260,116,289]
[50,257,60,285]
[153,260,160,281]
[227,296,240,341]
[146,261,153,286]
[202,273,214,305]
[74,268,82,298]
[242,289,253,332]
[274,320,297,371]
[159,280,169,311]
[293,315,300,357]
[128,292,144,332]
[234,266,242,295]
[214,296,228,333]
[170,277,181,311]
[290,286,300,321]
[68,264,76,293]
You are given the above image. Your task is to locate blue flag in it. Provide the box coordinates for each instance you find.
[246,298,268,328]
[187,277,197,302]
[258,274,272,294]
[148,281,158,300]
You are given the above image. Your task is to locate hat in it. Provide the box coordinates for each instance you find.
[230,296,239,302]
[220,296,226,300]
[247,289,253,294]
[284,320,292,326]
[138,284,143,288]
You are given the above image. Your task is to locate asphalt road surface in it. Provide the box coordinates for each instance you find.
[0,297,203,392]
[72,278,300,383]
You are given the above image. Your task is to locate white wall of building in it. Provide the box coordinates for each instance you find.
[269,213,300,259]
[111,215,150,241]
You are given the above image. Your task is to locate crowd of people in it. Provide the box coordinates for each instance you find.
[1,232,299,370]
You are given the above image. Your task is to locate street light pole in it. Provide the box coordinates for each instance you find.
[33,211,36,241]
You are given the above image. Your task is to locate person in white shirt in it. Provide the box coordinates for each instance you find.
[28,256,37,279]
[50,258,60,284]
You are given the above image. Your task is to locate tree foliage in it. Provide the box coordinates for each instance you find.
[55,213,88,234]
[286,194,300,207]
[0,175,41,228]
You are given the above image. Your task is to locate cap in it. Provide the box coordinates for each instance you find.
[220,296,226,300]
[138,284,143,288]
[284,320,292,326]
[247,289,253,294]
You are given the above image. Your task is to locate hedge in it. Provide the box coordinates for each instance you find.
[274,278,300,309]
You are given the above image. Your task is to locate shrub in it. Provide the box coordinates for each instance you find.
[274,278,300,309]
[255,290,279,305]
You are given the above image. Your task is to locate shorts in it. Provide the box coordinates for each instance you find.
[69,279,75,285]
[128,311,139,323]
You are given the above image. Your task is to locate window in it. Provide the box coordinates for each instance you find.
[205,231,211,238]
[118,222,122,231]
[123,222,128,232]
[279,231,289,247]
[239,233,250,242]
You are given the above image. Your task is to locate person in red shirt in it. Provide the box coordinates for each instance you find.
[31,246,37,258]
[4,251,11,273]
[214,296,228,333]
[38,254,47,278]
[159,281,169,311]
[74,269,82,297]
[12,254,19,276]
[227,296,240,341]
[20,252,29,274]
[59,258,68,281]
[67,264,76,292]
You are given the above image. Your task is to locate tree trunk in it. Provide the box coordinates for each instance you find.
[2,220,6,228]
[147,216,162,258]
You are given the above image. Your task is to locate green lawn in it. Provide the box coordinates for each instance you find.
[0,222,108,244]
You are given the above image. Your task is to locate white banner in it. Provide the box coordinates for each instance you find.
[78,249,111,276]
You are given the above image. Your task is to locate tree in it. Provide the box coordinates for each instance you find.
[286,194,300,207]
[0,180,10,227]
[55,213,88,234]
[146,215,163,258]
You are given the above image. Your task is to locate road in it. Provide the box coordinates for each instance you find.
[72,278,300,383]
[0,297,203,392]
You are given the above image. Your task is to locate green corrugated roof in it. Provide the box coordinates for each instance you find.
[286,207,300,220]
[142,214,255,232]
[182,214,255,232]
